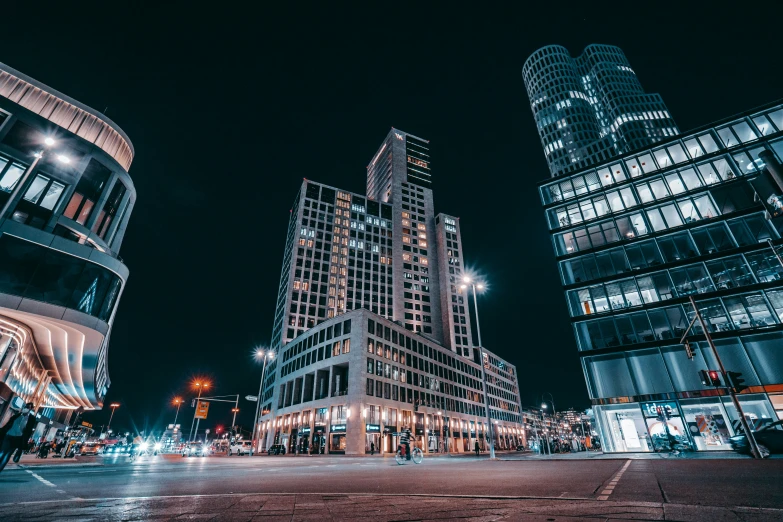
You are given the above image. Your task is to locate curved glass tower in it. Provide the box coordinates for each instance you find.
[523,44,679,178]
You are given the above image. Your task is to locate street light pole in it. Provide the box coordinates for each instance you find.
[172,398,183,426]
[252,349,273,455]
[687,296,762,459]
[106,403,120,434]
[462,277,496,460]
[188,382,208,442]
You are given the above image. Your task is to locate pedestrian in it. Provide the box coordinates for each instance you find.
[474,440,480,456]
[370,441,375,455]
[0,402,38,472]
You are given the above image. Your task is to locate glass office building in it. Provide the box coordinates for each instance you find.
[0,62,136,425]
[539,101,783,453]
[523,44,678,178]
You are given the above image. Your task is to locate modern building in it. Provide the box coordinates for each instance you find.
[0,62,135,431]
[523,44,678,178]
[257,129,524,454]
[538,99,783,453]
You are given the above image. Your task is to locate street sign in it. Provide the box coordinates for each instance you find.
[81,421,93,428]
[195,401,210,420]
[245,395,258,402]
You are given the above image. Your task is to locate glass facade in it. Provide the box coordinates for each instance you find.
[0,234,122,321]
[541,101,783,452]
[523,44,678,178]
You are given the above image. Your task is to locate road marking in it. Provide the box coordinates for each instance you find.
[597,460,631,501]
[25,469,56,488]
[4,491,593,507]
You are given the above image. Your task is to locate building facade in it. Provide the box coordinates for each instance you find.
[523,44,678,178]
[257,308,524,455]
[0,62,136,425]
[257,129,524,454]
[538,100,783,453]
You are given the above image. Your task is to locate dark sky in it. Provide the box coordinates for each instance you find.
[1,3,781,435]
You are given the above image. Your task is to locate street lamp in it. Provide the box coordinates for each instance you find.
[0,136,72,220]
[188,380,210,442]
[172,397,184,426]
[251,348,274,455]
[106,403,120,434]
[461,275,496,460]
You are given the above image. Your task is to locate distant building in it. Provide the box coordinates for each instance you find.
[0,62,136,433]
[537,98,783,453]
[256,129,524,455]
[523,44,678,178]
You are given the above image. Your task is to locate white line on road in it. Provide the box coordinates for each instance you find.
[25,469,56,488]
[597,460,631,501]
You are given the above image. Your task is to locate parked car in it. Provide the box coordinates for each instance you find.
[515,445,526,452]
[229,441,253,456]
[79,442,105,456]
[267,444,286,455]
[181,442,210,457]
[730,419,783,457]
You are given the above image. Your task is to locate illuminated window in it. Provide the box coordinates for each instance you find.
[421,258,428,265]
[402,212,410,219]
[417,223,426,231]
[302,282,310,291]
[403,236,411,243]
[293,280,301,289]
[419,241,428,248]
[402,219,411,226]
[403,253,412,261]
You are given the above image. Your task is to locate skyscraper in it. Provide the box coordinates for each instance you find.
[523,44,679,178]
[256,129,524,455]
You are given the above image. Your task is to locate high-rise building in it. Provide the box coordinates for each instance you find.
[523,44,679,178]
[256,129,524,455]
[0,63,136,432]
[538,99,783,453]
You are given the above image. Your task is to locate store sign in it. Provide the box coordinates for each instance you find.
[642,402,678,419]
[195,401,210,420]
[366,424,381,433]
[81,421,93,428]
[301,427,311,434]
[331,424,346,432]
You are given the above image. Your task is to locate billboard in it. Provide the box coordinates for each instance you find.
[195,401,210,420]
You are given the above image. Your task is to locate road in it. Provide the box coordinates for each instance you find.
[0,453,781,520]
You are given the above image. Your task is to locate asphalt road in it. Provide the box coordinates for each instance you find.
[0,453,781,520]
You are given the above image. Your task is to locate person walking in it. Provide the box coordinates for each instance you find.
[370,441,375,455]
[474,440,480,456]
[0,402,38,472]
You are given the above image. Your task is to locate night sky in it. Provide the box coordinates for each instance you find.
[1,3,781,435]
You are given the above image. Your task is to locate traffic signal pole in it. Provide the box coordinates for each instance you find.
[689,296,762,459]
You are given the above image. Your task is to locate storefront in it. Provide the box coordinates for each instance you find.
[313,426,326,454]
[595,394,779,453]
[330,424,346,453]
[365,423,380,453]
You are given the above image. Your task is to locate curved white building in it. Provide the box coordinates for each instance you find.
[0,62,135,423]
[523,44,679,178]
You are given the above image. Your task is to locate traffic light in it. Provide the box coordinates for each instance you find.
[699,369,722,387]
[726,371,748,393]
[684,342,695,360]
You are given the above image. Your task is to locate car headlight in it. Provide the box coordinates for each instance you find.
[154,443,162,450]
[140,442,149,451]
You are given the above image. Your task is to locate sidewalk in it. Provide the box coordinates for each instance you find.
[5,454,103,470]
[3,493,781,521]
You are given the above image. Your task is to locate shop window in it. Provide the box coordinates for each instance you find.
[595,404,651,452]
[680,398,733,451]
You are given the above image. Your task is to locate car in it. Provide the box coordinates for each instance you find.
[267,444,286,455]
[79,442,105,456]
[730,419,783,457]
[181,442,210,457]
[229,441,253,456]
[515,445,527,452]
[104,444,131,455]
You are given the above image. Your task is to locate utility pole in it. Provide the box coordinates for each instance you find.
[687,296,762,459]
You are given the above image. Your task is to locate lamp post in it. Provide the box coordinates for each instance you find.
[460,276,495,459]
[0,137,71,220]
[251,348,274,455]
[172,397,183,426]
[106,403,120,434]
[188,381,210,442]
[540,404,550,455]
